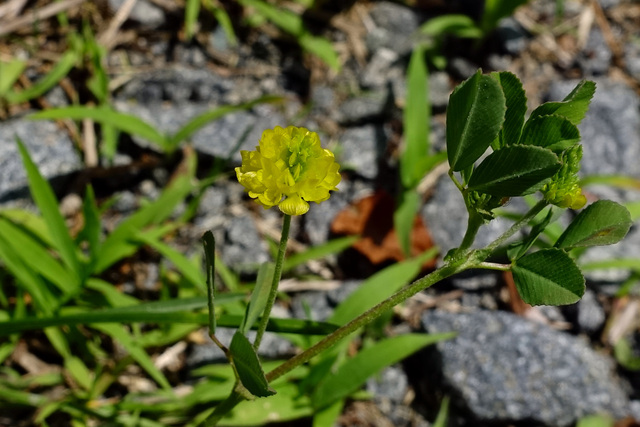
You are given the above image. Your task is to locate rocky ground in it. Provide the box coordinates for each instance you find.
[1,0,640,426]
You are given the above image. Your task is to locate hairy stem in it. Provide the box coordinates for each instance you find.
[254,214,291,349]
[265,260,471,382]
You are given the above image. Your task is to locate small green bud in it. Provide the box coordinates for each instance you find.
[542,145,586,209]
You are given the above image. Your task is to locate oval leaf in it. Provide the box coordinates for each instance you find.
[446,70,506,171]
[491,71,527,149]
[467,145,560,196]
[512,248,585,306]
[230,331,276,398]
[520,115,581,152]
[529,80,595,125]
[312,333,454,409]
[555,200,632,249]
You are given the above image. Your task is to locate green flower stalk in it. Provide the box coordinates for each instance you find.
[234,126,341,350]
[235,126,341,216]
[542,145,587,210]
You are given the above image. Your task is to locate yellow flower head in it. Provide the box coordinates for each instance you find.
[235,126,341,215]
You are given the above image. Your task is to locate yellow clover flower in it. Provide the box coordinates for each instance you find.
[235,126,341,216]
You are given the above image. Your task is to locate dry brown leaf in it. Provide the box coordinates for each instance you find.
[331,190,436,266]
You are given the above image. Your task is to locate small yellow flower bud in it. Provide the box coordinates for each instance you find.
[235,126,341,215]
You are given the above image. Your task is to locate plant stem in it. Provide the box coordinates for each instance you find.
[253,214,291,349]
[485,199,548,254]
[203,389,245,427]
[265,259,471,382]
[457,209,484,254]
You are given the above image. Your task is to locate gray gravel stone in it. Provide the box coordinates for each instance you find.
[335,90,391,125]
[338,125,386,179]
[361,49,399,89]
[194,186,228,233]
[303,179,372,246]
[365,2,420,55]
[624,42,640,82]
[290,291,333,321]
[495,17,529,55]
[115,66,235,104]
[576,289,606,335]
[222,215,269,274]
[578,28,612,76]
[420,176,516,254]
[113,100,285,163]
[107,0,165,28]
[0,118,82,202]
[419,309,630,426]
[450,270,500,291]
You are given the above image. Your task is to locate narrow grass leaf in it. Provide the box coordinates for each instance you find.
[313,333,454,409]
[401,45,430,189]
[202,231,216,334]
[420,14,482,38]
[491,71,527,148]
[468,145,560,196]
[512,248,585,305]
[202,0,237,46]
[0,304,337,336]
[240,262,275,335]
[298,34,340,71]
[0,234,57,313]
[0,209,54,248]
[529,80,595,125]
[312,400,344,427]
[184,0,200,40]
[330,249,438,326]
[229,331,275,398]
[17,138,81,283]
[614,338,640,371]
[92,323,172,391]
[555,200,632,249]
[64,356,93,390]
[481,0,529,34]
[283,236,358,272]
[95,170,193,273]
[446,71,506,171]
[5,51,77,104]
[30,106,169,150]
[433,396,450,427]
[0,59,26,96]
[81,185,101,266]
[135,231,205,291]
[580,175,640,191]
[0,217,75,294]
[221,382,313,425]
[579,258,640,272]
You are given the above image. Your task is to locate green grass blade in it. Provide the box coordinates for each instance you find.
[401,45,430,189]
[330,249,438,326]
[135,231,206,292]
[16,138,82,284]
[0,299,337,336]
[184,0,201,40]
[313,333,455,409]
[202,0,237,46]
[0,59,26,96]
[81,185,102,266]
[95,170,194,273]
[0,217,76,294]
[5,51,77,104]
[0,233,57,314]
[282,236,358,272]
[239,262,275,335]
[92,323,172,391]
[30,105,169,150]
